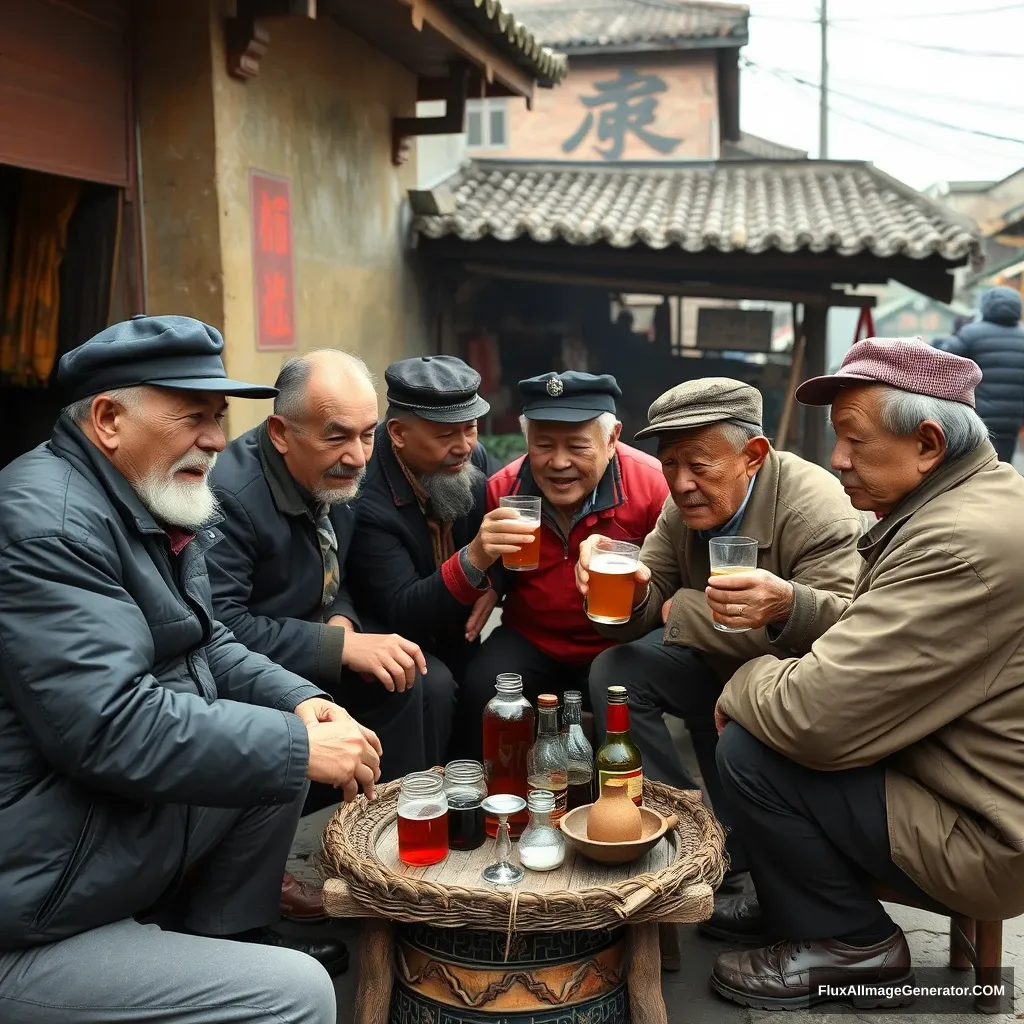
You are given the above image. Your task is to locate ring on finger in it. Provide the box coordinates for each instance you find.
[729,603,745,617]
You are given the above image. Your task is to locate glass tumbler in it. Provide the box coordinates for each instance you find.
[499,495,542,571]
[708,535,759,633]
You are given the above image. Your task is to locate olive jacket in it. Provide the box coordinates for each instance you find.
[719,442,1024,920]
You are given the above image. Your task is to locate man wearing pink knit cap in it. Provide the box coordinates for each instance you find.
[705,337,1024,1012]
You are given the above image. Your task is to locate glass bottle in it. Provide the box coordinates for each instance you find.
[563,690,595,810]
[518,789,566,872]
[527,694,569,823]
[482,673,534,839]
[443,760,487,851]
[595,685,644,807]
[397,772,449,867]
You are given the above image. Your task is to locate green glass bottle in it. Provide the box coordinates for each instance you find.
[595,685,643,806]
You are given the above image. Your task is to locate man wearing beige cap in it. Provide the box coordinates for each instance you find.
[579,377,862,906]
[707,338,1024,1010]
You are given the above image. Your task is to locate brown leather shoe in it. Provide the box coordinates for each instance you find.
[710,928,915,1010]
[280,872,327,922]
[698,893,773,946]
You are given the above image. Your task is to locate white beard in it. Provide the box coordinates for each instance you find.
[134,451,220,529]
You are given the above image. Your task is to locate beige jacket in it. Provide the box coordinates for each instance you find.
[719,442,1024,920]
[602,448,864,682]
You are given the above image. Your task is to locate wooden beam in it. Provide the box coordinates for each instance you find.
[225,0,316,80]
[394,0,535,104]
[393,63,468,165]
[417,74,516,101]
[462,262,877,307]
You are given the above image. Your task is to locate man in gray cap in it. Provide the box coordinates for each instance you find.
[0,316,378,1024]
[578,377,862,912]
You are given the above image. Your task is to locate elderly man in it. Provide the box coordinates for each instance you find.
[0,317,383,1024]
[456,371,669,758]
[209,348,457,817]
[707,338,1024,1010]
[347,355,505,684]
[578,379,863,899]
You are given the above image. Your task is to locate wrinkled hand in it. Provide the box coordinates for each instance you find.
[714,704,730,735]
[343,632,427,693]
[465,589,499,643]
[705,568,794,631]
[467,507,538,571]
[305,709,383,802]
[294,697,348,727]
[575,534,651,608]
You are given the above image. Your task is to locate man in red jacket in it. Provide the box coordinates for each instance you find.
[454,371,669,759]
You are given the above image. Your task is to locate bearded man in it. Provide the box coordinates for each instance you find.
[209,348,457,822]
[0,316,383,1024]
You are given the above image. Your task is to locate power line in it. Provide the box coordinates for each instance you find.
[741,58,1024,144]
[821,74,1024,114]
[834,3,1024,20]
[830,24,1024,58]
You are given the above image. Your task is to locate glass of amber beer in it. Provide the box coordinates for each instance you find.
[585,538,640,625]
[499,495,542,571]
[708,536,758,633]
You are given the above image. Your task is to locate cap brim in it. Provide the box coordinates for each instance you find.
[403,395,491,424]
[633,415,732,442]
[149,376,279,399]
[523,404,613,423]
[794,372,877,407]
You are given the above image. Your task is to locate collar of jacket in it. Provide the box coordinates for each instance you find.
[257,420,315,520]
[380,433,421,510]
[857,440,998,568]
[49,414,225,544]
[510,448,624,523]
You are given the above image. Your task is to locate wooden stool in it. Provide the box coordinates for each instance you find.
[872,883,1004,1014]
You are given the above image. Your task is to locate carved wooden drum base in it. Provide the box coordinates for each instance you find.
[389,923,630,1023]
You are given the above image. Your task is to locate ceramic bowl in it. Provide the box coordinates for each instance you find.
[559,804,678,866]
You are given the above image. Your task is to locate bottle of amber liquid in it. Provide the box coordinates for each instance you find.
[595,685,643,806]
[526,694,568,823]
[482,673,534,839]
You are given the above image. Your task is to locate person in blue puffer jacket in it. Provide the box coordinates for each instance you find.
[933,286,1024,462]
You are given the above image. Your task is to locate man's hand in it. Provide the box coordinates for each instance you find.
[294,697,347,727]
[575,534,651,608]
[343,632,427,693]
[305,710,383,802]
[704,568,794,631]
[467,507,538,571]
[326,615,355,632]
[465,589,499,643]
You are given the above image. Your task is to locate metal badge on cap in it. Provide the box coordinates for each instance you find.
[546,378,564,397]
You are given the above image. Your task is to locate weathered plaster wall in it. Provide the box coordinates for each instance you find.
[209,12,429,436]
[135,0,224,327]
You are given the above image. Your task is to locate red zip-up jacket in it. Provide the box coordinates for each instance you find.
[487,443,670,665]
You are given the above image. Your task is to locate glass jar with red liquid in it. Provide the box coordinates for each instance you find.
[397,772,449,867]
[482,672,535,839]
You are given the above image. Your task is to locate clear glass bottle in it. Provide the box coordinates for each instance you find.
[518,789,566,873]
[443,760,487,851]
[397,772,449,867]
[526,694,568,823]
[482,673,534,839]
[563,690,595,810]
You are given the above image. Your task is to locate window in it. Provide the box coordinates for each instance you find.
[465,98,508,150]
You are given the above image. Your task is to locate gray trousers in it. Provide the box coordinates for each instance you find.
[0,786,337,1024]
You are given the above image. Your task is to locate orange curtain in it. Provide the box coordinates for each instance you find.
[0,173,82,386]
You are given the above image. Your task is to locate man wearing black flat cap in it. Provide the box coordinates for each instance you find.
[348,355,515,691]
[0,316,378,1024]
[454,370,670,759]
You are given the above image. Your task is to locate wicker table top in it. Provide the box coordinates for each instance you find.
[319,772,726,933]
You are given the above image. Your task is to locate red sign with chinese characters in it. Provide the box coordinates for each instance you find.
[250,171,296,351]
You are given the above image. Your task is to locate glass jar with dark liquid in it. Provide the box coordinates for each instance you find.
[443,759,487,851]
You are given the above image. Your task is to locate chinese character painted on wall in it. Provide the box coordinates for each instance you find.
[250,172,296,351]
[562,67,683,161]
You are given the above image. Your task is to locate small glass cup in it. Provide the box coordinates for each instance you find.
[519,790,566,872]
[397,772,449,867]
[708,535,759,633]
[585,538,640,625]
[499,495,542,571]
[481,794,527,886]
[443,760,487,851]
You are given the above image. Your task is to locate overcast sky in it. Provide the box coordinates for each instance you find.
[741,0,1024,190]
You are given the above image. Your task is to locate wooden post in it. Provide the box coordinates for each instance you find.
[355,918,395,1024]
[628,922,668,1024]
[949,915,974,971]
[801,303,829,467]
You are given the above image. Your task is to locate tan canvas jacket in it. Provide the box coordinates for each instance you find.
[600,448,864,682]
[719,442,1024,920]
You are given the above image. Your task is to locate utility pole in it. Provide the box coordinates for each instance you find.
[819,0,829,159]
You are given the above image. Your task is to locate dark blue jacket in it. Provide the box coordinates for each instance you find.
[934,288,1024,438]
[0,417,321,950]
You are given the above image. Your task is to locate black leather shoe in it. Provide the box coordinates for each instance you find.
[718,870,752,896]
[232,925,349,976]
[698,893,773,946]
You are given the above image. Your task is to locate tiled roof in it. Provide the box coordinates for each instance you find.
[500,0,748,51]
[414,160,982,261]
[441,0,569,84]
[723,132,808,161]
